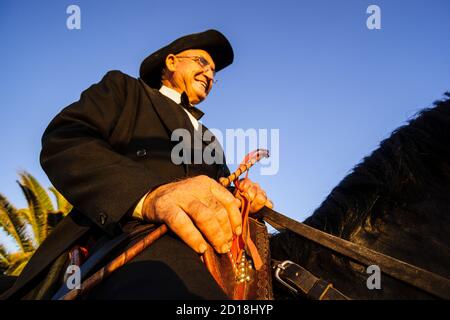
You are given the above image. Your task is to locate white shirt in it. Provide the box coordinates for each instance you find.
[159,85,200,130]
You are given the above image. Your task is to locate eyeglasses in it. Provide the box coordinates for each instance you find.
[176,55,216,77]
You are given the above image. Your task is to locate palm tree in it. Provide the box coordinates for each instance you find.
[0,172,72,275]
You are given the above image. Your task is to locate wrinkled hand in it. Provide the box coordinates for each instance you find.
[141,175,242,254]
[237,178,273,213]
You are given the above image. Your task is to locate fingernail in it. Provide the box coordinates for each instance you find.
[235,226,242,236]
[199,243,207,253]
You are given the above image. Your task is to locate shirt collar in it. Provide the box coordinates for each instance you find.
[159,85,183,104]
[159,85,204,121]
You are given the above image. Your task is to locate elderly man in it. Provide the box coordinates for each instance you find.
[1,30,271,299]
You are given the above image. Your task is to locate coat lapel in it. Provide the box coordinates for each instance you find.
[139,79,191,135]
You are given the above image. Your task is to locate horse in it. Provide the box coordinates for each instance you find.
[269,94,450,299]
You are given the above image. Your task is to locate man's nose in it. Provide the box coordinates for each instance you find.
[204,68,214,82]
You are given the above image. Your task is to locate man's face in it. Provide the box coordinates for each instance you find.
[163,49,216,105]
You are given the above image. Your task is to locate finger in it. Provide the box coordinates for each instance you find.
[265,198,274,209]
[240,178,259,193]
[163,206,209,254]
[184,199,231,253]
[250,190,268,213]
[213,205,233,243]
[238,178,251,192]
[210,182,243,236]
[246,185,259,202]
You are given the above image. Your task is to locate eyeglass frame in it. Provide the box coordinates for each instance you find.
[175,55,217,82]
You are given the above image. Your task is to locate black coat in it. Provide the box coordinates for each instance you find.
[2,70,230,299]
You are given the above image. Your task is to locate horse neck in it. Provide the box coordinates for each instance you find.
[276,180,450,299]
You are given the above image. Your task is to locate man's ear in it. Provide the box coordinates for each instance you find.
[165,54,177,73]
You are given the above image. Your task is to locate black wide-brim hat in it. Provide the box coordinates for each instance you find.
[140,29,234,88]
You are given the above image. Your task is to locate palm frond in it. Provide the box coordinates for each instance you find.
[49,187,72,215]
[16,209,39,249]
[1,258,9,274]
[19,172,55,213]
[0,244,10,273]
[17,182,47,246]
[0,244,9,258]
[5,252,32,276]
[0,194,29,252]
[0,209,19,249]
[1,172,71,274]
[16,208,33,228]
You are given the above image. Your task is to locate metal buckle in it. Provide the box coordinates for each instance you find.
[274,260,299,294]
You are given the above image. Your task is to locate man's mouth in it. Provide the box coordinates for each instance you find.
[198,81,207,89]
[195,78,209,91]
[198,81,208,90]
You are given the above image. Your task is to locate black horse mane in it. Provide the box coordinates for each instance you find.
[270,93,450,298]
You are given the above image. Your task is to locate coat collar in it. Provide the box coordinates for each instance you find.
[159,85,204,122]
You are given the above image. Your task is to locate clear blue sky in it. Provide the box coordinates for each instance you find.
[1,0,449,249]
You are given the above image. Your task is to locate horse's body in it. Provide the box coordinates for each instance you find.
[270,95,450,299]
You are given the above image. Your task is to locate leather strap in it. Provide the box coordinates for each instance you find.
[273,260,349,300]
